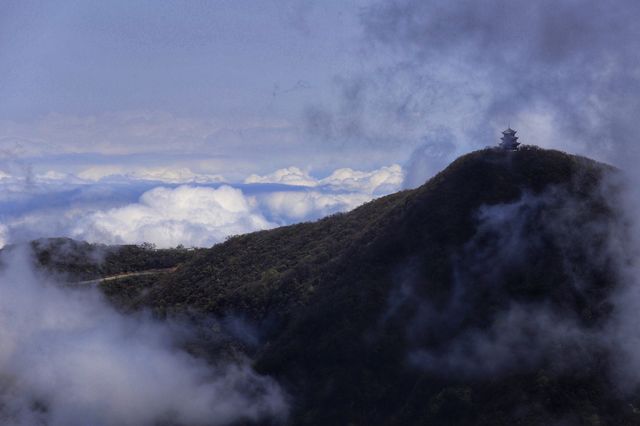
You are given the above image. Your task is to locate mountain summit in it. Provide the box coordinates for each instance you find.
[26,147,640,425]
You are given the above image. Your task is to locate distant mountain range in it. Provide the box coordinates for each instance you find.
[13,146,640,425]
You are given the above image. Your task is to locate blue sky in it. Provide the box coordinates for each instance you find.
[0,1,379,178]
[2,4,640,423]
[0,1,358,118]
[0,0,640,424]
[1,0,639,247]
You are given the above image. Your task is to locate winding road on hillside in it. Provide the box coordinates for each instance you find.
[73,267,177,285]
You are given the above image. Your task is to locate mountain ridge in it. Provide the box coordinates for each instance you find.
[15,146,636,425]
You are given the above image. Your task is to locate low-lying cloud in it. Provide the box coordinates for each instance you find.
[70,185,274,248]
[256,190,372,222]
[0,246,288,426]
[77,166,226,184]
[0,164,404,248]
[246,164,403,195]
[388,181,640,389]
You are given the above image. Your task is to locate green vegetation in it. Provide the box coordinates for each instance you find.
[23,147,640,425]
[25,238,203,281]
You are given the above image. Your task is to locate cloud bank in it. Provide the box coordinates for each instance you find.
[0,164,404,248]
[244,164,404,222]
[256,190,372,222]
[246,164,403,195]
[70,185,274,248]
[0,247,288,426]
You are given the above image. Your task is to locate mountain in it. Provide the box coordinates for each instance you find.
[24,147,640,425]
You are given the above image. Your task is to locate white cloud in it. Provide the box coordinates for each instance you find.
[257,191,372,222]
[320,164,403,195]
[0,110,416,186]
[35,170,70,181]
[0,247,288,425]
[76,166,129,182]
[0,224,7,249]
[246,164,404,223]
[245,164,404,195]
[71,185,274,248]
[130,168,225,184]
[33,171,88,185]
[245,167,316,187]
[0,164,405,248]
[77,166,226,184]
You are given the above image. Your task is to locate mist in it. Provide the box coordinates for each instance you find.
[0,246,288,426]
[340,1,640,388]
[385,168,640,397]
[3,1,640,423]
[300,0,640,186]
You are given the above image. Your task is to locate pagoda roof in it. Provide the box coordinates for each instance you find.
[502,128,517,134]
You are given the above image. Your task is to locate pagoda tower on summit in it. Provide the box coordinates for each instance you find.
[499,127,520,150]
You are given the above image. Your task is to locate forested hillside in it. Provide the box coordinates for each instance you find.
[23,147,640,425]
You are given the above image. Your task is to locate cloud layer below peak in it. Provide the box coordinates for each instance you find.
[0,163,406,248]
[70,185,274,248]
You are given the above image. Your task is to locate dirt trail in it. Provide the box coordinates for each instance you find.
[74,267,177,285]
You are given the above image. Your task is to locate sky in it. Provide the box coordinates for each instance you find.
[3,2,640,423]
[0,0,373,177]
[1,0,640,248]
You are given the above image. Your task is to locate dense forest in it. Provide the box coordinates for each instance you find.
[15,147,640,425]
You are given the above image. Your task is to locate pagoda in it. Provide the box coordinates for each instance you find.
[499,128,520,150]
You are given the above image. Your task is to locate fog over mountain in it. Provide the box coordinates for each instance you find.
[306,0,640,184]
[2,1,640,425]
[7,147,639,425]
[0,246,289,426]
